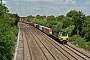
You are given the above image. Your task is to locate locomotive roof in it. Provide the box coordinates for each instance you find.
[52,28,68,33]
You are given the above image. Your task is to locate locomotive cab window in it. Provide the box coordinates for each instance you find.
[61,32,67,36]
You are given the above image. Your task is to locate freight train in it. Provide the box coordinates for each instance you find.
[26,22,68,44]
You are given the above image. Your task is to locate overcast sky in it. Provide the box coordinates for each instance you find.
[3,0,90,16]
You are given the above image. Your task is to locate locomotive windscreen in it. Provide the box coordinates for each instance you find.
[61,32,67,36]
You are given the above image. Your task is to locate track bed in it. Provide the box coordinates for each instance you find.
[14,22,90,60]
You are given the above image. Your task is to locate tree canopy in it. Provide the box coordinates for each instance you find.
[67,10,86,35]
[0,1,19,60]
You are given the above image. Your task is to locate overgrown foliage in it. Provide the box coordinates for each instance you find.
[69,35,90,51]
[67,10,86,36]
[0,1,19,60]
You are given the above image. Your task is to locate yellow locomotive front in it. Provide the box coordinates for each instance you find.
[58,32,68,44]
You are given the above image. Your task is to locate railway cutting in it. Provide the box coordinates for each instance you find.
[14,22,90,60]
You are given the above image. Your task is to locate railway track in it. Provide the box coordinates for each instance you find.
[67,43,90,59]
[27,23,90,60]
[22,27,34,60]
[24,27,59,60]
[15,23,33,60]
[15,23,90,60]
[29,27,71,60]
[24,27,47,60]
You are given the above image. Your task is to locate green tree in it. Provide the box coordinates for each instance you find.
[36,15,43,20]
[47,15,56,21]
[61,17,72,29]
[0,1,19,60]
[81,16,90,41]
[27,15,34,21]
[0,1,9,16]
[56,15,64,21]
[66,10,77,17]
[67,10,86,36]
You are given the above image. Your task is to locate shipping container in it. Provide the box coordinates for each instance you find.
[34,24,38,27]
[36,24,39,29]
[30,22,33,26]
[38,25,40,30]
[40,26,43,30]
[42,26,45,32]
[45,28,52,35]
[32,22,35,26]
[44,27,47,32]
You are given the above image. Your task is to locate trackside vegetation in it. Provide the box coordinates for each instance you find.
[27,10,90,51]
[0,0,90,59]
[0,1,19,60]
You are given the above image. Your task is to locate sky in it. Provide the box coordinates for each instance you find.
[2,0,90,17]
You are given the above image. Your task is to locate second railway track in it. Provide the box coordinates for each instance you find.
[20,23,90,60]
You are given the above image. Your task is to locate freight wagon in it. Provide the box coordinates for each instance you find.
[29,22,68,44]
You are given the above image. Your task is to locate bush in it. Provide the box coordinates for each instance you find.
[69,35,90,51]
[0,13,19,60]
